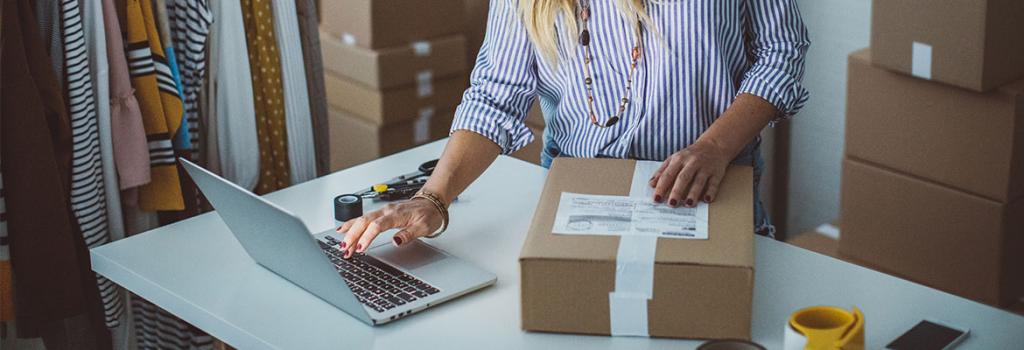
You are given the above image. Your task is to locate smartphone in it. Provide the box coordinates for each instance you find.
[886,320,970,350]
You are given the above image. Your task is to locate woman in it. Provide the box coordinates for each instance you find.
[336,0,809,257]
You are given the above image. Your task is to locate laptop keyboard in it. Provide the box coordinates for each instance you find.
[317,236,440,313]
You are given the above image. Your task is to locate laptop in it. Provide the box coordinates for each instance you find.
[180,159,496,325]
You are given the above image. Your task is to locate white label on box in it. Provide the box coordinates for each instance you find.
[912,41,933,79]
[411,41,432,56]
[551,193,708,239]
[414,107,434,144]
[815,223,840,240]
[416,71,434,98]
[341,33,357,46]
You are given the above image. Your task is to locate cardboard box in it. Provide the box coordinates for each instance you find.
[870,0,1024,91]
[787,223,840,259]
[319,0,464,50]
[325,72,468,126]
[328,108,454,171]
[520,158,754,339]
[320,31,467,90]
[509,124,544,165]
[845,49,1024,203]
[839,157,1024,306]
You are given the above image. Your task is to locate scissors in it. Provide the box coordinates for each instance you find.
[358,159,438,201]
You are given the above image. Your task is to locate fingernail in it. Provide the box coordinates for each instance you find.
[340,242,347,249]
[704,195,712,202]
[393,236,403,246]
[686,199,694,207]
[344,250,352,259]
[669,198,678,207]
[654,195,663,203]
[356,243,363,252]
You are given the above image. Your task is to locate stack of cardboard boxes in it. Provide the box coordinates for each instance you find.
[319,0,468,170]
[840,0,1024,307]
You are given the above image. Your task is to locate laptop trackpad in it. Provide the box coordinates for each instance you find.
[371,242,446,271]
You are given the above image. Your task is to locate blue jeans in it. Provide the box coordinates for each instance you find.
[540,137,775,238]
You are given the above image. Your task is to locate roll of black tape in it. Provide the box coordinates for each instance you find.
[334,194,363,222]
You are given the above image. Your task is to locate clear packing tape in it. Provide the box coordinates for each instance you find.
[783,306,865,350]
[607,160,663,336]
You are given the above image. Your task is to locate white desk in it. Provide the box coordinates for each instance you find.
[92,140,1024,349]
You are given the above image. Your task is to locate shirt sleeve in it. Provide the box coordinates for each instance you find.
[738,0,811,120]
[450,0,537,155]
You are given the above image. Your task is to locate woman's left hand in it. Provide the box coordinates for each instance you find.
[649,139,732,208]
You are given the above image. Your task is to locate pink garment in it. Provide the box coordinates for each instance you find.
[102,0,150,191]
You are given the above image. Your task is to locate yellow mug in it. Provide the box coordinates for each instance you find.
[786,306,864,350]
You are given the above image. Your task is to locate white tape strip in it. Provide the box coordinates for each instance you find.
[416,70,434,98]
[606,160,665,337]
[815,223,840,240]
[341,33,357,46]
[912,41,933,79]
[414,107,435,144]
[411,41,432,56]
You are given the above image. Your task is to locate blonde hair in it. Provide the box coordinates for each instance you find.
[518,0,658,65]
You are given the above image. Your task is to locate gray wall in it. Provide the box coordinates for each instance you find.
[783,0,872,234]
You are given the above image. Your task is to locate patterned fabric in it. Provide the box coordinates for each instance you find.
[272,0,316,184]
[241,0,291,194]
[131,296,213,350]
[452,0,810,160]
[60,0,123,328]
[167,0,214,158]
[125,0,186,210]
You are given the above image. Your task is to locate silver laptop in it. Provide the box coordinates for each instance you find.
[180,159,496,326]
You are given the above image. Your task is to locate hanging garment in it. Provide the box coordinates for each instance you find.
[34,0,64,86]
[60,0,123,328]
[86,0,127,244]
[206,0,260,190]
[0,168,11,323]
[271,0,315,184]
[1,1,112,345]
[102,0,150,191]
[125,0,186,210]
[130,295,213,350]
[153,0,192,152]
[241,0,291,194]
[167,0,213,159]
[294,0,330,177]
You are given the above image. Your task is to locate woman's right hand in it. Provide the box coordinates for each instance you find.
[336,198,444,259]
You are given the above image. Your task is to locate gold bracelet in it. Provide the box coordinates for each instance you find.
[411,190,448,238]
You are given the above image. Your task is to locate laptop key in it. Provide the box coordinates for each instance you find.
[385,296,406,306]
[396,293,416,302]
[411,290,428,298]
[424,287,440,295]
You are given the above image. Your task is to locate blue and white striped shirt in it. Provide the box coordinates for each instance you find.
[451,0,810,160]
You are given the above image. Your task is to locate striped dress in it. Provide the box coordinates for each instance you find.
[452,0,810,160]
[167,0,214,157]
[60,0,123,327]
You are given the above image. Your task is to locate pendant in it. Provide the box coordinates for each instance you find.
[604,116,620,127]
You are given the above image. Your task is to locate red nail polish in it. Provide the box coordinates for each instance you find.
[340,242,347,249]
[686,199,694,207]
[356,243,363,252]
[704,195,711,202]
[655,195,663,203]
[669,198,677,207]
[393,236,403,246]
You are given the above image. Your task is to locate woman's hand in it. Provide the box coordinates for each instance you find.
[336,199,444,258]
[649,139,732,208]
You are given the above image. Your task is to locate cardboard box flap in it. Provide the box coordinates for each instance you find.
[520,158,754,268]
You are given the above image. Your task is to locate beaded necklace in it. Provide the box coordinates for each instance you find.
[578,0,644,128]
